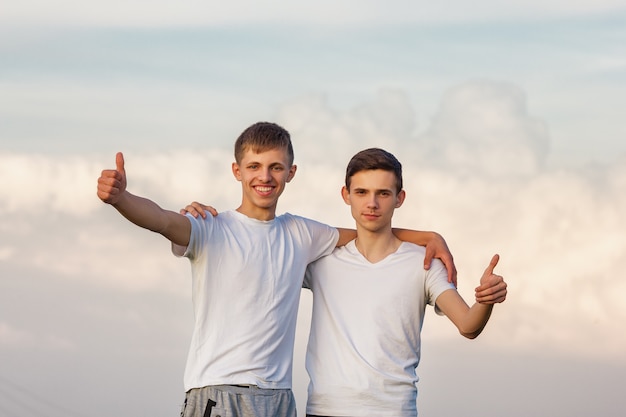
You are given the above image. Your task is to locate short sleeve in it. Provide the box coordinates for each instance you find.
[425,258,456,315]
[171,213,210,260]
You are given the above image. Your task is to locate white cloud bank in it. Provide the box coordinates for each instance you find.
[2,81,625,362]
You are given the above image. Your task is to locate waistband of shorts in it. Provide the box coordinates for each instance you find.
[190,384,292,395]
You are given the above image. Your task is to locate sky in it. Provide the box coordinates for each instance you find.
[1,1,625,416]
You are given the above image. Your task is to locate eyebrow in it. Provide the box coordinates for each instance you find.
[352,187,393,193]
[245,160,286,166]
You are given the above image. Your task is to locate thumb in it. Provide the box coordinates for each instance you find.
[483,254,500,276]
[116,152,125,174]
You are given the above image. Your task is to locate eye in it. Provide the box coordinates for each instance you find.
[248,164,259,169]
[272,165,284,171]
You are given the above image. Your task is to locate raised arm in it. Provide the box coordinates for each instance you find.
[97,152,191,246]
[435,254,507,339]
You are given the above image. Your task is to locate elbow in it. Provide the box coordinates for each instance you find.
[458,305,493,339]
[460,330,482,340]
[458,324,486,340]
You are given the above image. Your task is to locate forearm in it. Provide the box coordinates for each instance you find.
[391,228,434,247]
[458,302,494,339]
[112,192,190,245]
[336,228,357,247]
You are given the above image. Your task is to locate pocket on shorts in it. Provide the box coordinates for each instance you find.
[205,406,229,417]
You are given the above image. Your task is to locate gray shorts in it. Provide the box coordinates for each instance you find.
[179,385,297,417]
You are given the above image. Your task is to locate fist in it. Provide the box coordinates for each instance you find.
[97,152,127,204]
[475,254,507,304]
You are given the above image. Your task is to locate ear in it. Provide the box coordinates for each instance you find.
[395,189,406,208]
[232,162,242,181]
[286,164,297,183]
[341,186,351,205]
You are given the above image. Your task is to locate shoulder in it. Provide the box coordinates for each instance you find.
[398,241,426,253]
[396,241,427,260]
[277,213,340,254]
[394,243,447,274]
[424,256,451,288]
[279,212,325,225]
[186,210,220,226]
[278,213,334,231]
[187,210,241,235]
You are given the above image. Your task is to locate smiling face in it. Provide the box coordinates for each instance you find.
[232,147,297,220]
[342,169,405,234]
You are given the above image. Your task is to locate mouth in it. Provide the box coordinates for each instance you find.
[254,185,275,196]
[362,212,379,220]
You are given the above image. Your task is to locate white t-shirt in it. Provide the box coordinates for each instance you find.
[175,210,339,391]
[303,240,455,417]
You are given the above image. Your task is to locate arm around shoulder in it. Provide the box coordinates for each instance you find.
[392,228,458,285]
[335,228,356,247]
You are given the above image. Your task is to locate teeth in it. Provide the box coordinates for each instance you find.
[256,186,272,192]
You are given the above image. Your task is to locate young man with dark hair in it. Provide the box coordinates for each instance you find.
[302,148,508,417]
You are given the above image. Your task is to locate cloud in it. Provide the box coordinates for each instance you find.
[417,80,550,177]
[3,1,625,27]
[0,148,239,294]
[1,153,104,215]
[2,81,625,362]
[276,89,416,168]
[276,81,551,178]
[400,164,626,358]
[0,149,235,217]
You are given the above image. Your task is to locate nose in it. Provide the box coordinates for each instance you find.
[366,195,378,209]
[258,168,272,182]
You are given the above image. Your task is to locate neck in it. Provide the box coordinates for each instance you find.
[236,204,276,221]
[354,227,401,263]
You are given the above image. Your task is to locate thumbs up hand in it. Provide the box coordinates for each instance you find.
[97,152,128,205]
[475,254,508,304]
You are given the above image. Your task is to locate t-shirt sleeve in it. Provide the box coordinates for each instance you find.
[296,215,340,263]
[170,213,208,260]
[425,258,457,316]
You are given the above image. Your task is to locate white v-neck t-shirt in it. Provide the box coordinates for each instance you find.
[303,240,455,416]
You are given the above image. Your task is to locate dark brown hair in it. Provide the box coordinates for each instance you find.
[345,148,403,193]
